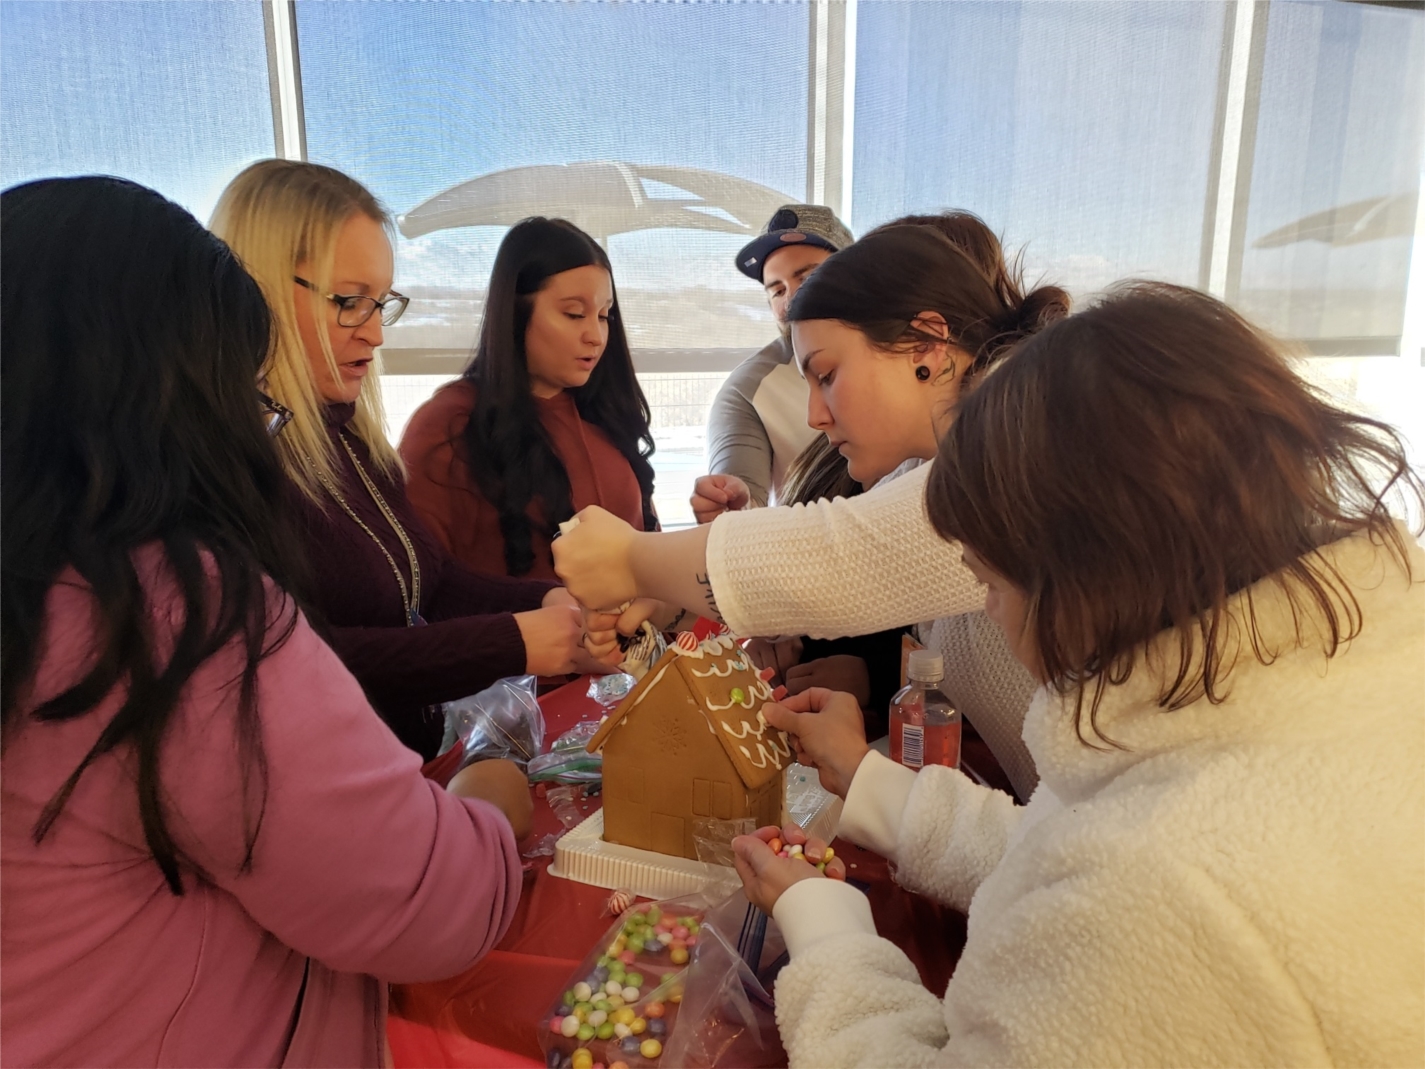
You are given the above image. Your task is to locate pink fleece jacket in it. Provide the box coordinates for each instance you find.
[1,551,522,1067]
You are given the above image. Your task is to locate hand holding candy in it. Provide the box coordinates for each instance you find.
[732,822,848,914]
[761,688,870,799]
[690,473,750,524]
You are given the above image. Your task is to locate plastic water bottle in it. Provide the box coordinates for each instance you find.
[889,650,961,770]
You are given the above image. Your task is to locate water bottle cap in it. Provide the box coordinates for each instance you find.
[907,649,944,683]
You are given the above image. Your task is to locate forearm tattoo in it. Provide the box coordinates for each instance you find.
[693,572,724,623]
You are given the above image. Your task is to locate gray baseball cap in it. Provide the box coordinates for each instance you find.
[736,204,854,281]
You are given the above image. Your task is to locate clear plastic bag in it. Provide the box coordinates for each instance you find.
[446,675,545,772]
[540,891,782,1069]
[528,720,605,784]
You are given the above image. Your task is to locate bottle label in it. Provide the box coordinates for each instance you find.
[901,723,924,769]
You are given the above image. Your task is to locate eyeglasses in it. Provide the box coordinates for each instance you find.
[294,276,409,328]
[260,390,294,437]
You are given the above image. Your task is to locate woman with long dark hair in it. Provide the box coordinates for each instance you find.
[733,283,1424,1065]
[2,177,526,1065]
[212,163,603,764]
[401,217,672,592]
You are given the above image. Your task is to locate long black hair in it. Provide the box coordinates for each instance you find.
[462,217,656,575]
[1,176,309,894]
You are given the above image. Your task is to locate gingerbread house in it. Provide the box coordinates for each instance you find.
[586,633,792,860]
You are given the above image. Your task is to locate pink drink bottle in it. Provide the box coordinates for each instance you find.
[888,650,961,770]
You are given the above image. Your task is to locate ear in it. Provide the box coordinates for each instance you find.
[910,310,951,344]
[908,311,960,381]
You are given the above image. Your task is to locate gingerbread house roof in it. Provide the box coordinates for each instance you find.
[586,634,792,791]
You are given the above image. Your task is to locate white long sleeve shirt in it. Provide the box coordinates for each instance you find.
[769,526,1425,1067]
[705,461,1040,797]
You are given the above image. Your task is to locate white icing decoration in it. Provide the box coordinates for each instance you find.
[690,658,738,678]
[705,690,756,711]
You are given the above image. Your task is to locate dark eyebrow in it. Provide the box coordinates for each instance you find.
[796,347,824,374]
[792,264,818,280]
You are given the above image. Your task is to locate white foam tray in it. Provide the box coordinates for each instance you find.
[548,764,844,900]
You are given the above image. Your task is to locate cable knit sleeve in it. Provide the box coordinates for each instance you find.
[704,463,982,639]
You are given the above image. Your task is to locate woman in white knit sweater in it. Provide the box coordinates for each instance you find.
[563,220,1068,797]
[732,282,1425,1067]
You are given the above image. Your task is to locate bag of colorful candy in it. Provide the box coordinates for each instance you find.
[540,891,783,1069]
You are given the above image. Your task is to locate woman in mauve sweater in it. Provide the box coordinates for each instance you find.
[400,220,680,617]
[211,164,609,762]
[1,177,526,1066]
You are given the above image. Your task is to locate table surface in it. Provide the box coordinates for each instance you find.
[388,677,977,1068]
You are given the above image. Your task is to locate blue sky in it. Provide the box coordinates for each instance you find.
[3,0,1421,339]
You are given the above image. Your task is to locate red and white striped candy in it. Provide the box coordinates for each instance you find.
[675,631,700,652]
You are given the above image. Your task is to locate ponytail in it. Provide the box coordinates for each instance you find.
[789,218,1069,385]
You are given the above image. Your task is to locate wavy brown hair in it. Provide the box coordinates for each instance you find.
[927,282,1422,745]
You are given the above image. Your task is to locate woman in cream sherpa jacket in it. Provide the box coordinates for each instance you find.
[737,283,1425,1068]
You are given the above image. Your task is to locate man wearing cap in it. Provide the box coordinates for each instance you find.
[699,204,854,513]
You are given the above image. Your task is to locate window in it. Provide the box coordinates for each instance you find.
[852,1,1228,292]
[296,1,810,524]
[0,0,273,221]
[2,0,1420,526]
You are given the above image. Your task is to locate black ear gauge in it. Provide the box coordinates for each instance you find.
[916,365,932,382]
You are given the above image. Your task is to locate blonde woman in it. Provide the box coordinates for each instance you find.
[211,160,603,762]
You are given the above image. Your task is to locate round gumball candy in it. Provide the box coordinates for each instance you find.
[605,979,623,996]
[767,838,782,855]
[550,1016,564,1034]
[675,631,699,651]
[614,1023,631,1039]
[647,1018,667,1039]
[671,925,689,940]
[576,1022,596,1042]
[619,950,636,965]
[621,986,640,1002]
[588,1010,608,1028]
[656,932,673,946]
[596,1021,615,1040]
[627,936,645,953]
[729,687,746,704]
[685,936,698,947]
[643,939,664,955]
[573,981,593,1002]
[621,1034,642,1054]
[640,1039,663,1059]
[686,920,701,934]
[571,1050,594,1069]
[563,990,577,1008]
[610,1062,630,1069]
[644,1002,665,1019]
[606,995,624,1011]
[560,1015,581,1038]
[624,972,644,989]
[613,1007,636,1025]
[545,1048,563,1069]
[629,1017,647,1036]
[669,947,689,965]
[592,965,610,983]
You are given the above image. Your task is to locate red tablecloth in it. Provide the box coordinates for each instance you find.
[390,678,973,1067]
